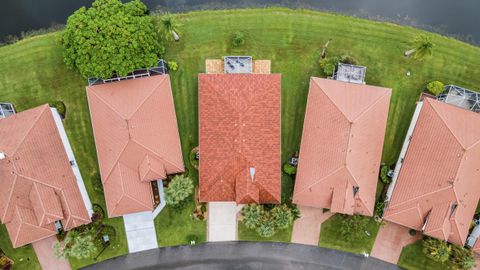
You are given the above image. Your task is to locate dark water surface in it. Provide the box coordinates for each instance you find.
[1,0,479,45]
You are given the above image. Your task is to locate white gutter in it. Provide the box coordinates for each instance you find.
[50,107,94,217]
[385,101,424,202]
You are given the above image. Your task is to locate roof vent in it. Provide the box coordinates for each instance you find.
[0,152,5,160]
[249,167,256,182]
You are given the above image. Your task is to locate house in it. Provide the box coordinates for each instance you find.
[0,104,92,248]
[198,57,281,204]
[293,78,391,216]
[384,98,480,246]
[86,75,184,218]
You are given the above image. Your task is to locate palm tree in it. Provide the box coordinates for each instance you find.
[404,34,434,60]
[161,13,181,42]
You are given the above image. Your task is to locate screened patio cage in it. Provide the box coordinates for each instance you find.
[0,103,15,118]
[334,63,366,84]
[437,85,480,113]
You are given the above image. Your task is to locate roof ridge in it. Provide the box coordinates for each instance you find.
[388,185,455,210]
[131,139,184,172]
[10,105,49,155]
[428,99,470,150]
[351,91,391,122]
[103,140,131,184]
[128,75,167,120]
[312,79,350,122]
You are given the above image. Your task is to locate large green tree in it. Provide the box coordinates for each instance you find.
[61,0,163,78]
[164,175,194,207]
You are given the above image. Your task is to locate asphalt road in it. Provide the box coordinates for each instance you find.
[82,241,401,270]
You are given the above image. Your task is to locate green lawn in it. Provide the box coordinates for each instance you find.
[0,225,41,270]
[398,240,448,270]
[319,214,380,254]
[154,198,207,247]
[0,7,480,268]
[238,223,293,242]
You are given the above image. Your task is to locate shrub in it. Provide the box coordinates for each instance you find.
[449,245,475,270]
[61,0,163,78]
[408,229,417,236]
[186,234,199,245]
[91,171,103,193]
[422,237,451,263]
[374,201,385,216]
[271,205,294,229]
[283,163,297,175]
[319,54,358,76]
[164,175,194,207]
[340,214,370,241]
[167,61,178,71]
[241,204,264,229]
[379,165,390,184]
[231,31,246,47]
[256,217,276,238]
[426,81,445,96]
[91,204,105,222]
[54,230,97,259]
[50,101,66,119]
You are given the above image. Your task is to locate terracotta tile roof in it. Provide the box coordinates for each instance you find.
[0,105,90,247]
[198,74,281,203]
[87,75,184,217]
[293,78,391,216]
[384,98,480,246]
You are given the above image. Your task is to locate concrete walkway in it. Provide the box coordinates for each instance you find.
[370,221,421,264]
[291,206,333,245]
[123,211,158,253]
[32,236,72,270]
[207,202,237,242]
[82,241,401,270]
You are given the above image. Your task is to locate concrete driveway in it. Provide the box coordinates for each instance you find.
[32,236,71,270]
[207,202,237,242]
[123,211,158,253]
[291,206,333,245]
[370,221,421,263]
[82,241,401,270]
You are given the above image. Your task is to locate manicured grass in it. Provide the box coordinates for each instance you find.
[1,7,480,268]
[398,240,448,270]
[154,198,207,247]
[238,223,293,243]
[0,225,41,270]
[318,214,380,254]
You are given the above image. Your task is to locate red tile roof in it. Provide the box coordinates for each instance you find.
[198,74,281,203]
[87,75,184,217]
[384,98,480,246]
[293,78,391,216]
[0,105,90,248]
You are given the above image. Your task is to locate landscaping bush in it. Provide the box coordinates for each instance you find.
[379,165,390,184]
[186,234,199,245]
[91,171,103,193]
[340,214,370,241]
[165,174,194,208]
[241,204,264,229]
[374,201,385,216]
[422,237,451,263]
[50,101,66,119]
[408,229,417,236]
[241,204,297,238]
[271,205,294,229]
[256,217,276,238]
[449,245,475,270]
[91,204,105,222]
[426,80,445,96]
[61,0,163,78]
[167,61,178,71]
[54,229,97,260]
[319,54,358,76]
[231,31,246,47]
[283,163,297,175]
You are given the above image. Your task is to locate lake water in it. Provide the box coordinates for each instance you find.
[1,0,479,45]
